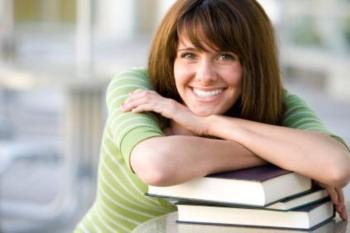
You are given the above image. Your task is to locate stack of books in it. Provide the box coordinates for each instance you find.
[147,164,334,230]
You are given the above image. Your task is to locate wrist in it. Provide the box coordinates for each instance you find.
[205,115,243,141]
[205,115,220,136]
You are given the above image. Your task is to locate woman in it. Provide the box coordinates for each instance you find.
[76,0,350,232]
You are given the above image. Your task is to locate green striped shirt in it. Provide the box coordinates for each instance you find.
[75,68,345,233]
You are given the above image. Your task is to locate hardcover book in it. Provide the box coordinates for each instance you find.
[176,199,334,230]
[147,164,312,206]
[266,189,328,210]
[177,213,336,233]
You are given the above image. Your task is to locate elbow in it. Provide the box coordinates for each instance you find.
[140,168,174,187]
[135,160,175,187]
[327,168,350,188]
[326,153,350,187]
[130,142,175,186]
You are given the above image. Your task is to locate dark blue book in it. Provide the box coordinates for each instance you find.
[147,164,312,206]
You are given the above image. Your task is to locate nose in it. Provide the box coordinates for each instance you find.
[195,60,218,83]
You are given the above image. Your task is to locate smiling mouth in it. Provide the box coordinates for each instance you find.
[192,88,224,98]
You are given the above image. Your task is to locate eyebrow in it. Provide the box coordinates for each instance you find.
[177,47,197,51]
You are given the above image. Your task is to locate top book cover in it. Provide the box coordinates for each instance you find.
[147,164,312,206]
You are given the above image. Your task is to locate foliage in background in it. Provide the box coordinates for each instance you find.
[291,15,323,48]
[343,15,350,50]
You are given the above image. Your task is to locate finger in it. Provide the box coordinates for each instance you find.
[122,97,152,112]
[131,103,161,114]
[126,90,146,101]
[337,204,347,221]
[126,90,146,103]
[130,89,144,95]
[334,188,345,212]
[326,187,343,220]
[340,206,348,221]
[129,89,156,98]
[123,91,159,110]
[329,188,347,221]
[131,105,150,113]
[335,188,348,221]
[131,101,174,118]
[336,188,345,206]
[326,187,339,205]
[125,90,159,106]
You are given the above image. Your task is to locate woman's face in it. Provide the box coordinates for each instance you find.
[173,35,243,116]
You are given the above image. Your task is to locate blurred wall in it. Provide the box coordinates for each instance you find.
[14,0,76,23]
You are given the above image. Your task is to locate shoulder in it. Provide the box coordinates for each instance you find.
[282,90,308,107]
[106,67,152,105]
[281,89,324,129]
[109,67,150,87]
[282,91,348,148]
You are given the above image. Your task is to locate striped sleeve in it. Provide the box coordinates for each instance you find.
[106,68,164,171]
[282,91,348,148]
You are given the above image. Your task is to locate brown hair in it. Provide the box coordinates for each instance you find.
[148,0,283,125]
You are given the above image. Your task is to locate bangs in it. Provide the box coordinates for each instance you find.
[176,1,243,54]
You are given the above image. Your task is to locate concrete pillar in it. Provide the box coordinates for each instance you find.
[41,0,60,23]
[317,0,347,54]
[327,62,350,102]
[0,0,15,61]
[75,0,94,78]
[95,0,137,41]
[135,0,158,34]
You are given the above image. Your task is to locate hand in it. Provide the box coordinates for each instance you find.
[327,187,348,221]
[122,89,208,135]
[318,182,348,221]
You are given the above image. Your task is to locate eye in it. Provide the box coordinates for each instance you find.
[180,52,196,60]
[217,52,238,62]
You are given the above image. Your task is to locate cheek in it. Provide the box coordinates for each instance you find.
[174,62,190,90]
[226,66,243,87]
[223,72,243,88]
[230,76,242,87]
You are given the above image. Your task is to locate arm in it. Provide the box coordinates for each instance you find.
[124,89,350,187]
[108,69,264,178]
[206,115,350,221]
[123,89,350,221]
[131,135,265,186]
[221,92,350,188]
[206,116,350,187]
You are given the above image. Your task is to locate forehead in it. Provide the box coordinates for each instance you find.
[176,30,220,52]
[175,2,241,54]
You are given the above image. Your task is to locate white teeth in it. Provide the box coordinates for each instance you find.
[193,88,223,97]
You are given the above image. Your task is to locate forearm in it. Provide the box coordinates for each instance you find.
[207,116,350,187]
[131,135,265,186]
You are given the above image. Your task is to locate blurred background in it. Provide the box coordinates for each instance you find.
[0,0,349,232]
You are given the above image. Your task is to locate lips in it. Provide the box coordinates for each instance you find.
[192,88,224,98]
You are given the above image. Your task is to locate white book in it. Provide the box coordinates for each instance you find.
[177,199,334,230]
[177,217,336,233]
[266,189,329,210]
[147,165,312,206]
